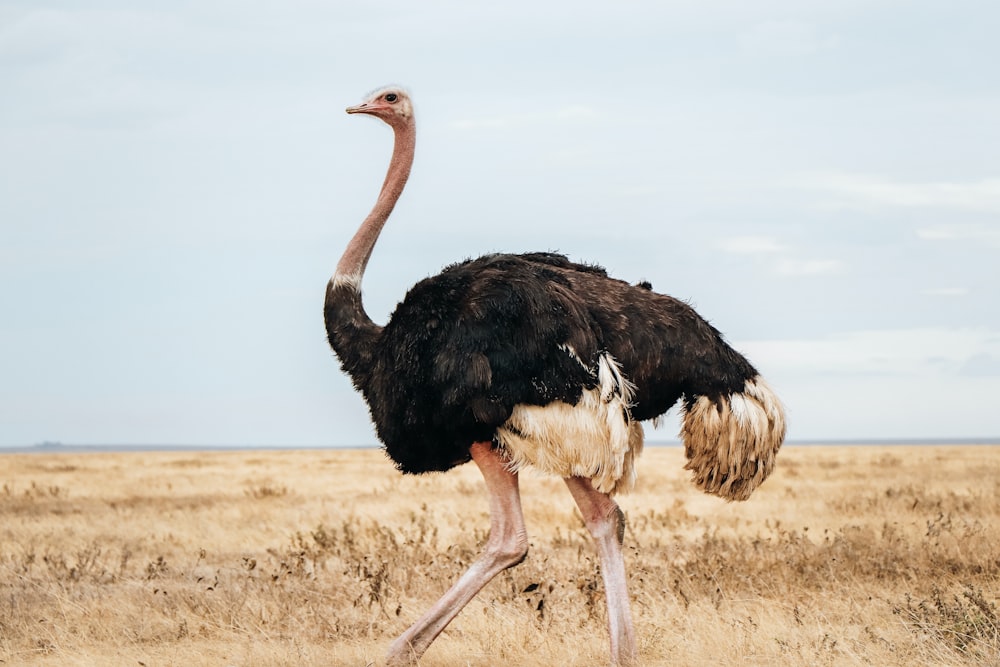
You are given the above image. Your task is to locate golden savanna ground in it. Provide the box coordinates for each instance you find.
[1,444,998,666]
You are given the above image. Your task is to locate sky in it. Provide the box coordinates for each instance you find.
[1,1,999,448]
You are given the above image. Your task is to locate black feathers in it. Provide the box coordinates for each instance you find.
[325,252,758,475]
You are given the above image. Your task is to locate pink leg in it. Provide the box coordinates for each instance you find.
[565,476,638,666]
[386,441,528,666]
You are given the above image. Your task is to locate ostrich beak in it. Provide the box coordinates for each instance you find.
[346,101,385,115]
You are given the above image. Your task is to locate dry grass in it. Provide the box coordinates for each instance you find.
[1,444,999,666]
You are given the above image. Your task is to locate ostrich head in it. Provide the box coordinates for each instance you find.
[346,86,413,128]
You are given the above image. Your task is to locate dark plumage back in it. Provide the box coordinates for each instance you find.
[326,251,780,496]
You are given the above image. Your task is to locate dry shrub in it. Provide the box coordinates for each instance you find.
[894,585,1000,663]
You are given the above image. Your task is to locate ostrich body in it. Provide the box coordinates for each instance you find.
[325,87,786,666]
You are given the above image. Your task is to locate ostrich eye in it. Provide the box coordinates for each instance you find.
[385,93,398,103]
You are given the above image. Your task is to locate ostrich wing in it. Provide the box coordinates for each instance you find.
[366,253,604,475]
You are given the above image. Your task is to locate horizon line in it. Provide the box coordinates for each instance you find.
[2,436,999,455]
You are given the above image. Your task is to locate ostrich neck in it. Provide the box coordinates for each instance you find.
[325,119,415,380]
[333,121,416,287]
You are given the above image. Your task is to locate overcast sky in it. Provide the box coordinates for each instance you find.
[2,1,998,448]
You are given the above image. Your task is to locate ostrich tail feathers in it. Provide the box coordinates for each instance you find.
[680,376,786,502]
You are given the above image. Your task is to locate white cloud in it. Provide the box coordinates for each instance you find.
[738,327,1000,377]
[740,20,840,57]
[958,352,1000,377]
[717,237,839,278]
[792,173,1000,213]
[719,236,787,254]
[451,106,601,130]
[916,224,1000,247]
[922,287,968,297]
[959,353,1000,377]
[773,258,843,276]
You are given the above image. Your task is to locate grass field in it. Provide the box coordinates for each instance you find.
[1,444,998,666]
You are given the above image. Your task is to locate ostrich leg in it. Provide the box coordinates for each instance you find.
[386,441,529,666]
[564,476,638,666]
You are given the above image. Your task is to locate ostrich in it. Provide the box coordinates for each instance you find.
[325,86,786,666]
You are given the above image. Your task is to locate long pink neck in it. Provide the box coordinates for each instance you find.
[333,120,416,287]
